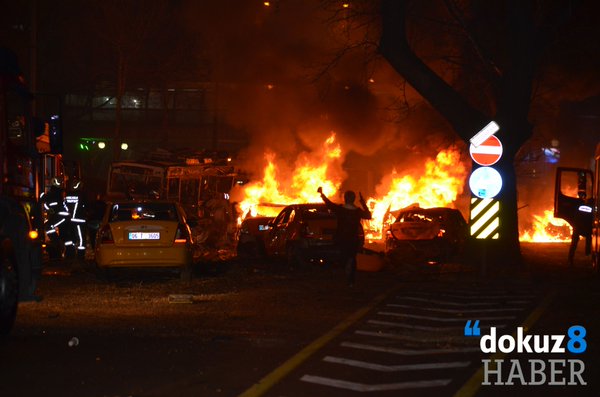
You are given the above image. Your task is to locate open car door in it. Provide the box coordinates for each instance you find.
[554,167,593,227]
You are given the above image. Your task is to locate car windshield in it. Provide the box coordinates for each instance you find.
[400,212,435,223]
[109,203,178,222]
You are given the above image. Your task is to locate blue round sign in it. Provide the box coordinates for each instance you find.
[469,166,502,199]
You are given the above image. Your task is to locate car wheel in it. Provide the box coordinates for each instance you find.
[237,242,258,260]
[286,243,307,269]
[0,249,18,336]
[94,264,113,282]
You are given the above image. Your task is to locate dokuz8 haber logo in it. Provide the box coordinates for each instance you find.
[464,321,587,386]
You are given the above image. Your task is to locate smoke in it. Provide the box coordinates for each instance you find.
[182,1,463,197]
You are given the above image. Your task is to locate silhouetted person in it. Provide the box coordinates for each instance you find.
[64,177,87,261]
[568,192,593,266]
[318,187,371,286]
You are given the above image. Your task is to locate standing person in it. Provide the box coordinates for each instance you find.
[318,186,371,286]
[64,177,87,262]
[41,177,69,260]
[568,191,593,266]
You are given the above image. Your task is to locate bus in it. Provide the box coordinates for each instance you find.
[105,158,242,217]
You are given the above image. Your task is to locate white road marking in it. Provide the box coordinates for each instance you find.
[387,303,523,313]
[341,341,481,355]
[378,311,516,321]
[367,319,467,331]
[300,374,452,391]
[395,296,529,306]
[404,292,535,299]
[355,329,477,344]
[323,356,471,372]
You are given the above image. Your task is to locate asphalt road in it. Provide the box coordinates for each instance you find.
[1,242,598,397]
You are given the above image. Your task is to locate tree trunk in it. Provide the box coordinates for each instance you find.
[378,0,538,266]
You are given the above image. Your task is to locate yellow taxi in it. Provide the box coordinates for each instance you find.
[94,200,194,279]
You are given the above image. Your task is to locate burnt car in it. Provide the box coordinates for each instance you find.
[385,206,468,264]
[264,203,340,267]
[236,216,274,259]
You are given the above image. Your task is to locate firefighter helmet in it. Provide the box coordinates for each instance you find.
[51,176,63,187]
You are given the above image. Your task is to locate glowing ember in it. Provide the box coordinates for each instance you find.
[519,209,572,242]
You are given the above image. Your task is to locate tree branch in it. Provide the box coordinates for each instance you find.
[378,0,488,142]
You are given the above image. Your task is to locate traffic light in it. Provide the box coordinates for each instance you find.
[79,137,108,151]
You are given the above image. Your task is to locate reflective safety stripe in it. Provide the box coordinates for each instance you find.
[469,197,500,239]
[76,225,84,248]
[52,219,66,228]
[58,211,70,216]
[71,218,86,223]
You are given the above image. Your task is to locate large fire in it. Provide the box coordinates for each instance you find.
[238,133,344,219]
[519,209,572,242]
[236,133,572,243]
[237,133,467,240]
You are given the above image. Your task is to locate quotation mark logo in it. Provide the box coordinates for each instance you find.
[464,320,481,336]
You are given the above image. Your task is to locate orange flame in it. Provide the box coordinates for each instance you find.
[519,209,572,242]
[238,134,468,240]
[239,133,343,219]
[364,148,467,239]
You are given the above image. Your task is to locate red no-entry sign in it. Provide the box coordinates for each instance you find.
[469,135,503,166]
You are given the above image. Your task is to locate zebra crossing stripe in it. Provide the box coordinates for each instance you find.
[300,374,452,391]
[322,356,471,372]
[367,319,506,331]
[387,303,523,313]
[341,341,481,355]
[469,197,500,239]
[355,330,478,344]
[378,311,516,321]
[397,296,528,306]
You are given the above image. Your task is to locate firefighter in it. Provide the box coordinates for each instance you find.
[41,177,69,259]
[64,177,87,261]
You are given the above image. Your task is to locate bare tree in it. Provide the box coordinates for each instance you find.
[323,0,596,266]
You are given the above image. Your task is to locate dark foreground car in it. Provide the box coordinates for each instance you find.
[385,206,468,264]
[263,203,339,267]
[236,216,274,259]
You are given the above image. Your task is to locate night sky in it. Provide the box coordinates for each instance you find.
[2,0,599,199]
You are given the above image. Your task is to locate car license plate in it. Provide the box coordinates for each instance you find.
[128,232,160,240]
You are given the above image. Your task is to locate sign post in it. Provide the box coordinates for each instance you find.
[468,121,502,277]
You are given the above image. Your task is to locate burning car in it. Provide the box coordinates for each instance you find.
[385,206,468,264]
[263,203,339,267]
